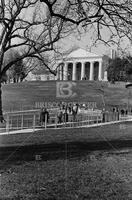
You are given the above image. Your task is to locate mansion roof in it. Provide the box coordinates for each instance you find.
[62,48,102,61]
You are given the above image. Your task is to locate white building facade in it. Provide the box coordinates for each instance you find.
[55,48,105,81]
[25,71,55,81]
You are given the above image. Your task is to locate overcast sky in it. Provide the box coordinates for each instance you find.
[1,1,132,58]
[58,25,132,57]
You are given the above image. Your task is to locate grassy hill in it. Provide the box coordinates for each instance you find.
[1,81,131,112]
[103,83,129,108]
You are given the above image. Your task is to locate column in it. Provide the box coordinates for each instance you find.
[63,63,68,80]
[89,61,94,81]
[72,62,76,80]
[60,65,63,80]
[56,67,59,80]
[81,62,85,80]
[104,71,108,81]
[98,61,102,80]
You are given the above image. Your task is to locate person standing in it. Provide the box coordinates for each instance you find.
[102,108,105,123]
[40,107,49,126]
[57,107,63,123]
[63,105,68,123]
[72,103,78,122]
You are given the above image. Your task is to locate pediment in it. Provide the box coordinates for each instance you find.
[65,48,102,59]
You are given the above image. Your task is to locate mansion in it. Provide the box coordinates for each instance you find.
[55,48,107,81]
[26,48,108,82]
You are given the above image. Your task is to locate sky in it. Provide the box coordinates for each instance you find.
[58,27,132,57]
[2,0,132,59]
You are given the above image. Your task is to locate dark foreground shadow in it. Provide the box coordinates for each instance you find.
[1,139,132,167]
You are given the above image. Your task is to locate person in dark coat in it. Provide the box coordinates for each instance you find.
[63,105,68,123]
[40,107,49,126]
[121,109,125,116]
[72,103,78,122]
[68,103,72,114]
[102,108,105,123]
[57,108,63,123]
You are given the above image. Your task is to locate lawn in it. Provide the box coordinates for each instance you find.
[0,121,132,148]
[1,81,132,199]
[1,150,132,199]
[0,121,132,163]
[2,81,130,112]
[0,121,132,199]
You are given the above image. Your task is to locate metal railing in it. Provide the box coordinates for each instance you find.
[1,109,130,133]
[1,109,103,133]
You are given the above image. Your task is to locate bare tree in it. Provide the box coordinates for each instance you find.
[0,0,71,121]
[3,49,25,83]
[22,56,50,81]
[21,57,42,81]
[0,0,132,121]
[40,0,132,45]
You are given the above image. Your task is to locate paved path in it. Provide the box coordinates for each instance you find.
[0,118,132,163]
[0,118,132,135]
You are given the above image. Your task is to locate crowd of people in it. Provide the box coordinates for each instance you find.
[39,103,131,127]
[57,103,79,123]
[112,107,129,116]
[39,103,79,126]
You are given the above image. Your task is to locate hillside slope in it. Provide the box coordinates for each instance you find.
[1,81,130,111]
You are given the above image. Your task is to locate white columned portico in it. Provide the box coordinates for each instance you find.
[72,62,76,80]
[63,63,68,80]
[60,65,63,80]
[56,68,59,80]
[56,65,60,80]
[81,62,85,80]
[56,48,104,82]
[89,61,94,81]
[98,61,102,80]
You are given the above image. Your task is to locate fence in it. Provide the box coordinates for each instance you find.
[5,110,40,132]
[2,109,104,133]
[4,109,56,132]
[1,109,129,133]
